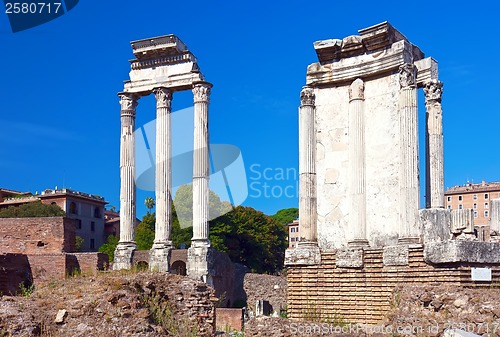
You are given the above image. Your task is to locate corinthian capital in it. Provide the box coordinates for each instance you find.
[300,86,315,106]
[349,78,365,101]
[398,63,417,89]
[423,80,443,103]
[193,82,212,103]
[119,93,138,115]
[153,87,172,109]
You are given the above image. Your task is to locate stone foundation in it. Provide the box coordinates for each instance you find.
[113,242,136,270]
[287,247,500,324]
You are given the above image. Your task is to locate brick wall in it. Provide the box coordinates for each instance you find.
[0,217,76,254]
[68,252,108,274]
[216,308,243,332]
[287,246,500,324]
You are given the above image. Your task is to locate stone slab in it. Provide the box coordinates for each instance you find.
[383,245,409,266]
[420,208,450,243]
[335,248,363,268]
[424,240,500,264]
[284,244,321,266]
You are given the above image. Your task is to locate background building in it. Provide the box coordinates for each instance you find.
[0,187,107,251]
[445,181,500,225]
[287,220,299,248]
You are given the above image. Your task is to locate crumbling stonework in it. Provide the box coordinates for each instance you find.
[244,273,287,315]
[0,272,216,337]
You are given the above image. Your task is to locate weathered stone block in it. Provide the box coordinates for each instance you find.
[149,244,172,272]
[335,248,363,268]
[420,208,450,243]
[113,242,136,270]
[383,245,409,266]
[284,243,321,266]
[424,240,500,264]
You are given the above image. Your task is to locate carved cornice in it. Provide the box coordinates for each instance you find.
[300,86,315,106]
[130,52,197,70]
[423,80,443,103]
[193,82,212,103]
[119,93,138,116]
[349,78,365,101]
[153,87,172,109]
[399,63,417,89]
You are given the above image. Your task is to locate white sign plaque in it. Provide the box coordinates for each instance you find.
[471,267,492,281]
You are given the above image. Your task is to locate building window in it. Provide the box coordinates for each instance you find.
[473,203,477,209]
[94,207,101,218]
[90,239,95,250]
[459,204,463,209]
[458,195,463,201]
[76,219,82,229]
[447,205,451,210]
[485,210,489,218]
[291,227,295,233]
[474,211,478,218]
[473,194,478,200]
[296,227,299,232]
[485,193,489,199]
[91,221,95,232]
[447,196,451,202]
[485,202,489,209]
[290,237,295,242]
[69,202,77,215]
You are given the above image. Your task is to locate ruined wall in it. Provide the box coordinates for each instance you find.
[216,308,244,332]
[287,247,500,324]
[244,273,287,314]
[0,217,76,254]
[0,253,32,295]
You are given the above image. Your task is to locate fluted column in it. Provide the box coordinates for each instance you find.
[149,87,173,272]
[153,87,173,246]
[298,86,317,244]
[191,82,212,248]
[119,93,138,243]
[348,78,369,247]
[424,80,444,209]
[398,64,420,243]
[114,92,138,270]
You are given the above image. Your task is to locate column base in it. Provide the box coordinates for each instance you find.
[191,238,211,249]
[113,242,136,270]
[285,241,321,266]
[187,245,215,285]
[348,239,370,248]
[398,237,421,245]
[149,242,173,272]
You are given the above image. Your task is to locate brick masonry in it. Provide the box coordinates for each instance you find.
[216,308,244,332]
[0,217,76,254]
[287,246,500,324]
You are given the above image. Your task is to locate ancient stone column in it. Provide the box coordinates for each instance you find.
[348,78,369,247]
[298,86,317,244]
[114,93,138,270]
[149,87,173,272]
[424,80,444,209]
[398,64,420,243]
[191,82,212,248]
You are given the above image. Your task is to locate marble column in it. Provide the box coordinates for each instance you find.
[113,92,138,270]
[191,82,212,248]
[398,64,420,244]
[149,87,173,272]
[284,86,320,266]
[348,78,369,248]
[424,80,444,209]
[298,86,317,244]
[187,82,214,283]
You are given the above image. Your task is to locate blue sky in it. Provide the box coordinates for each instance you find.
[0,1,498,218]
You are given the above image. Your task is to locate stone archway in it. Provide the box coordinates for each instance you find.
[170,260,186,276]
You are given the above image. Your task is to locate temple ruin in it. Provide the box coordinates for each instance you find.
[285,22,500,323]
[114,35,214,281]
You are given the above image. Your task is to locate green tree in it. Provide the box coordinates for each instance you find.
[210,206,288,274]
[0,201,65,218]
[272,207,299,225]
[136,213,155,250]
[98,235,119,260]
[75,236,84,252]
[144,197,155,215]
[171,203,192,248]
